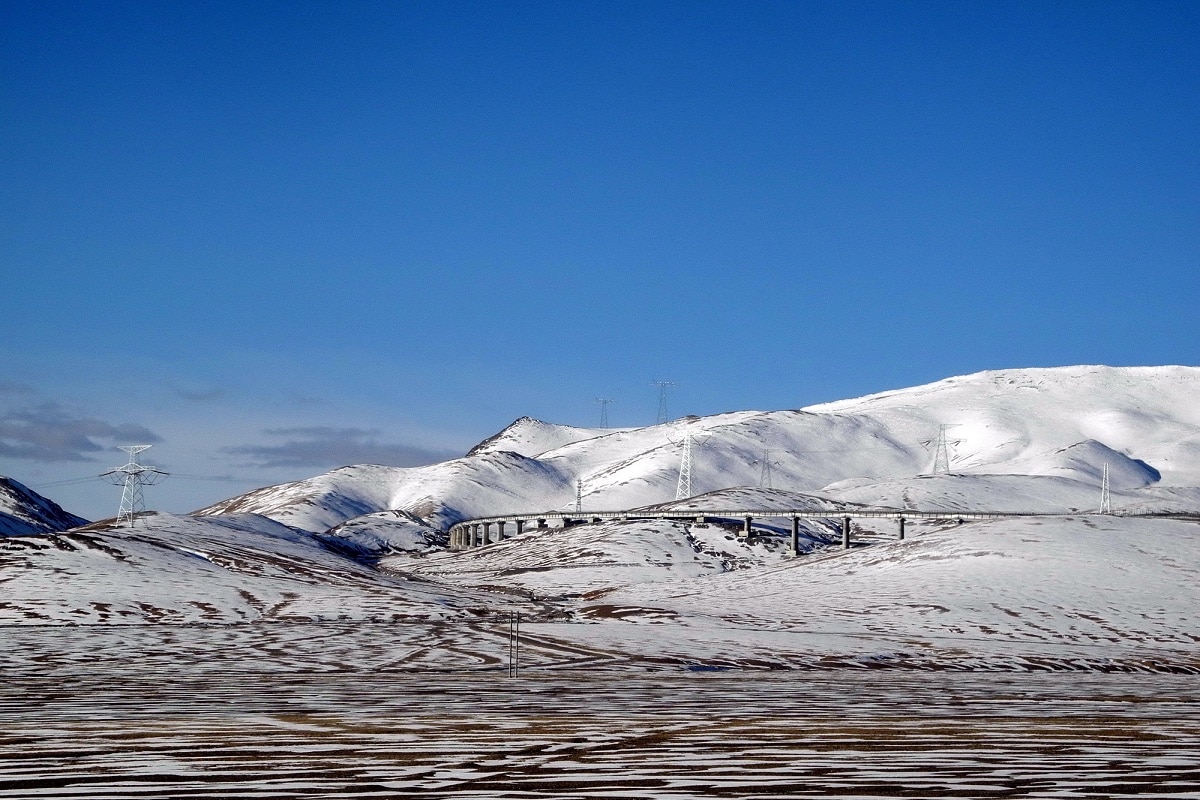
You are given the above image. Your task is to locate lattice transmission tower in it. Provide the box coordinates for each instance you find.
[921,424,961,475]
[757,447,776,490]
[653,381,676,425]
[100,445,168,527]
[1100,462,1112,514]
[595,397,615,428]
[671,429,711,501]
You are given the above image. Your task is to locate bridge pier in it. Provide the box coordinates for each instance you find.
[791,517,800,555]
[474,523,483,548]
[842,516,851,550]
[898,516,905,540]
[515,519,524,535]
[496,521,506,541]
[537,518,547,529]
[742,515,753,537]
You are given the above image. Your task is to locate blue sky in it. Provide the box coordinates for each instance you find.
[2,1,1197,518]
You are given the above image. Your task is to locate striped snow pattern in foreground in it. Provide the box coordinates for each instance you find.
[3,670,1198,798]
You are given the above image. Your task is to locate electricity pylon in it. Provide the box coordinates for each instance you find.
[920,424,961,475]
[595,397,614,428]
[1100,462,1112,514]
[653,381,676,425]
[100,445,168,527]
[670,428,711,500]
[757,447,777,489]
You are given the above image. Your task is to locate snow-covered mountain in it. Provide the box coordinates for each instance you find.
[4,366,1199,672]
[198,366,1200,532]
[0,512,489,624]
[0,476,88,536]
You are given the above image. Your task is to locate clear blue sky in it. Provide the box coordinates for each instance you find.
[2,1,1197,518]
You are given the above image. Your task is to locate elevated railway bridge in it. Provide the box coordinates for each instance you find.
[446,508,1127,555]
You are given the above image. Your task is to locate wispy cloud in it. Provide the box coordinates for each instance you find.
[0,402,161,462]
[169,384,227,402]
[223,426,458,469]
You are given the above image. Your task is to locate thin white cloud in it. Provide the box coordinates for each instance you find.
[0,402,161,462]
[224,426,458,469]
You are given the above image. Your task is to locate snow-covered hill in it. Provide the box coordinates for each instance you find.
[0,512,491,624]
[198,366,1200,533]
[0,476,88,536]
[4,365,1200,672]
[561,514,1200,670]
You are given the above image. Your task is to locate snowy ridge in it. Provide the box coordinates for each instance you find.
[0,476,88,536]
[466,416,615,457]
[199,366,1200,534]
[6,365,1199,673]
[0,512,491,624]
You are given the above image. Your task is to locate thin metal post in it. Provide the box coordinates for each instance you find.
[508,612,521,678]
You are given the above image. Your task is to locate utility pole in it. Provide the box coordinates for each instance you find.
[100,445,169,527]
[508,611,520,678]
[653,381,677,425]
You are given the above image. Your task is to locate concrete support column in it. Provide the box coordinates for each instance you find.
[483,522,493,545]
[515,519,524,535]
[898,517,906,540]
[473,524,482,548]
[791,517,801,555]
[496,521,506,541]
[537,518,547,529]
[742,515,753,537]
[452,528,461,550]
[842,516,851,550]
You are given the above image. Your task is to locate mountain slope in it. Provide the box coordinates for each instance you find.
[198,366,1200,534]
[0,512,494,624]
[0,477,89,536]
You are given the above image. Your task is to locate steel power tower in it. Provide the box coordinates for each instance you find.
[595,397,615,428]
[671,429,711,500]
[921,424,961,475]
[101,445,168,527]
[757,447,776,490]
[653,381,676,425]
[1100,462,1112,514]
